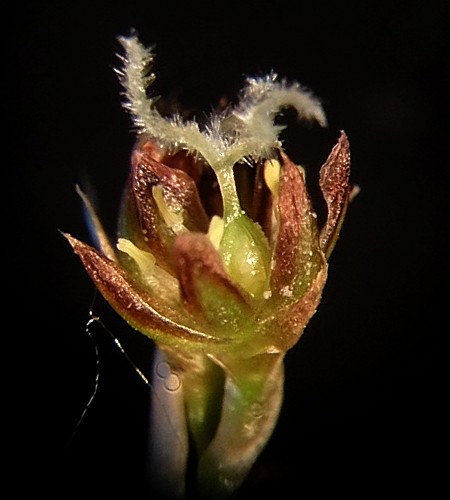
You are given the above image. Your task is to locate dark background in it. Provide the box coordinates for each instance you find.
[13,0,447,497]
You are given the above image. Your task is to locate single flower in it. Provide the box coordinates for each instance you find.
[64,34,354,499]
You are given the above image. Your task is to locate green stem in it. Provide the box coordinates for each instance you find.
[147,345,227,498]
[181,352,226,454]
[196,353,285,499]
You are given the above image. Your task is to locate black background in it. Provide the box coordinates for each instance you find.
[13,0,447,497]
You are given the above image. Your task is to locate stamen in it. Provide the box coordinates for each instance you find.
[152,185,186,234]
[207,215,225,250]
[117,238,180,299]
[117,237,156,276]
[264,159,281,198]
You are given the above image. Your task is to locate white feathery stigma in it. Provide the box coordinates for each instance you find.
[116,34,327,168]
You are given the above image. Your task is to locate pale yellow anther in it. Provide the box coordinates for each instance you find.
[117,238,180,298]
[207,215,225,250]
[264,159,281,197]
[117,238,156,276]
[152,185,186,234]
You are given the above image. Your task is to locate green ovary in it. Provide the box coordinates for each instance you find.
[218,213,271,298]
[211,162,272,299]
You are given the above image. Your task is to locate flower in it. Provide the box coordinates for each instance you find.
[64,34,353,499]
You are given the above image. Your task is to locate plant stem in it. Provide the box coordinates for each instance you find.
[196,352,285,499]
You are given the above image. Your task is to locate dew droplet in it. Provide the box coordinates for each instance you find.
[155,360,182,392]
[164,373,181,392]
[155,360,171,378]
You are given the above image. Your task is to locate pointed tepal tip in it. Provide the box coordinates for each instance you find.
[59,230,85,255]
